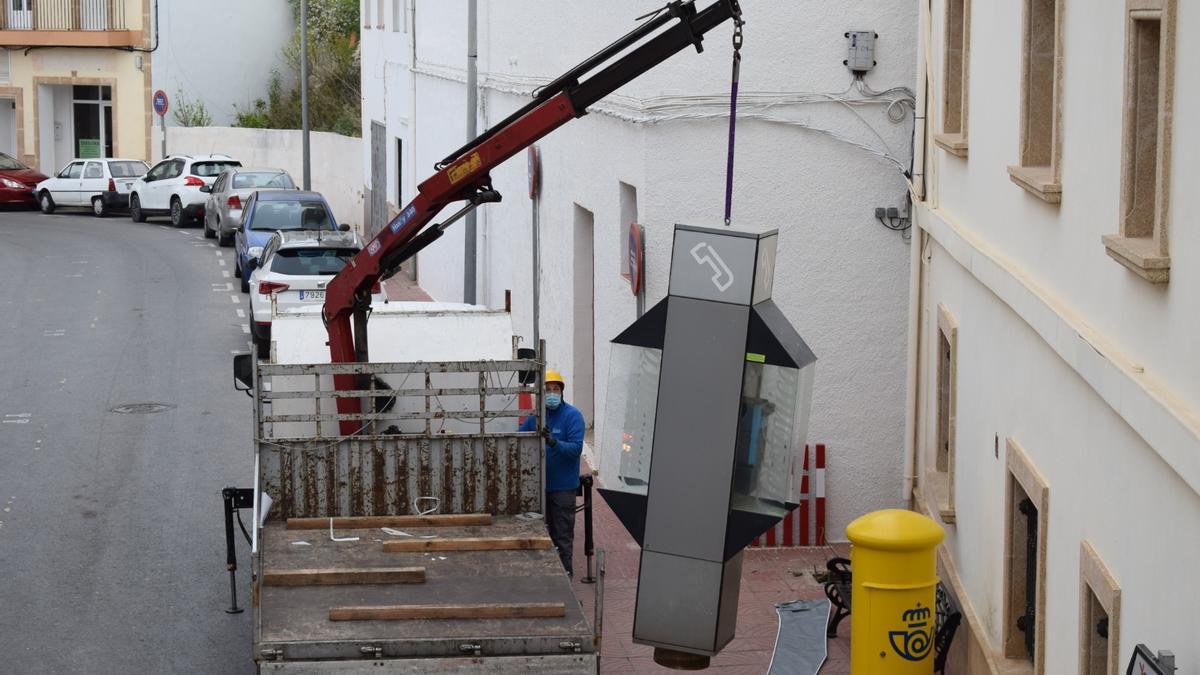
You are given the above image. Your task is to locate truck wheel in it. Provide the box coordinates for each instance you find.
[38,191,55,214]
[130,194,146,222]
[170,197,185,228]
[91,197,108,218]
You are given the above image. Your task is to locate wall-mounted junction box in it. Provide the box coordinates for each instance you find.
[844,30,877,73]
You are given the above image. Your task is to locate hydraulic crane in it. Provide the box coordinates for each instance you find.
[323,0,743,434]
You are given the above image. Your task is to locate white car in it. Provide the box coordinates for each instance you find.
[34,158,150,217]
[247,230,386,351]
[129,154,241,227]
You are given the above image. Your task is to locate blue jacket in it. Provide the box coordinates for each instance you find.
[520,401,586,492]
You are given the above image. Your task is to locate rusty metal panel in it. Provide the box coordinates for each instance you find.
[260,435,543,519]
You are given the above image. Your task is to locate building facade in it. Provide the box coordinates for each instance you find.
[912,0,1198,672]
[360,0,920,541]
[0,0,152,171]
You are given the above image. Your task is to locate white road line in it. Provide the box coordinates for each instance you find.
[231,295,240,304]
[214,251,223,257]
[43,329,65,337]
[208,243,217,248]
[158,226,171,231]
[236,308,246,318]
[211,282,233,292]
[176,230,189,235]
[241,325,251,334]
[218,259,226,266]
[222,270,231,278]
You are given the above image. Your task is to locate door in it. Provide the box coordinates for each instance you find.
[0,99,15,157]
[55,161,85,205]
[6,0,32,30]
[81,161,104,204]
[80,0,108,30]
[370,121,386,236]
[146,159,181,209]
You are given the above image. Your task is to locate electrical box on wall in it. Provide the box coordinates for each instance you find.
[844,30,877,73]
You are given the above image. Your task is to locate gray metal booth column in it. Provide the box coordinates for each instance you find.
[600,225,816,667]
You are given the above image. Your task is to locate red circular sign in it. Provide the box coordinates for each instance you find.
[627,223,643,296]
[153,90,169,117]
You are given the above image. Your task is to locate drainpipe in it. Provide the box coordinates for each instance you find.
[463,0,478,304]
[902,0,933,504]
[407,0,418,281]
[300,0,311,190]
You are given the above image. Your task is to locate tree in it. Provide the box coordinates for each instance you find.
[173,95,213,127]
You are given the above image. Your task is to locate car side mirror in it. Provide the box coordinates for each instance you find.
[199,185,212,193]
[338,223,350,232]
[233,354,254,394]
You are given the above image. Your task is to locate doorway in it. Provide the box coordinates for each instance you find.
[0,99,15,157]
[71,85,112,159]
[572,204,595,424]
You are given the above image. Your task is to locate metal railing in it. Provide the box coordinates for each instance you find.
[0,0,127,31]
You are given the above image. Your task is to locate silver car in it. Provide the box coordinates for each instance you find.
[201,167,296,245]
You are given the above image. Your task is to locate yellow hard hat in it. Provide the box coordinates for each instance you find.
[545,369,565,387]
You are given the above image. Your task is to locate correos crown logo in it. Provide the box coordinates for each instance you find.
[888,603,933,662]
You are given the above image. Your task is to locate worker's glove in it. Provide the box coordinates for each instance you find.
[541,428,557,447]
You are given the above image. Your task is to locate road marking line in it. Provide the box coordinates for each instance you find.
[236,308,246,318]
[218,259,226,266]
[231,295,241,304]
[43,329,65,337]
[214,251,223,256]
[158,226,171,231]
[208,243,217,248]
[222,271,231,278]
[211,282,233,292]
[176,230,189,235]
[67,274,83,278]
[241,325,251,334]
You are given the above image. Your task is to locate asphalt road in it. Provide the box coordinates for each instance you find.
[0,206,256,673]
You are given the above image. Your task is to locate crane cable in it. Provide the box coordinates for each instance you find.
[723,15,744,226]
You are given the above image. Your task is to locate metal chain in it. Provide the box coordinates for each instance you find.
[723,17,745,226]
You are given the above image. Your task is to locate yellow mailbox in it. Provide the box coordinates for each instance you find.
[846,509,945,675]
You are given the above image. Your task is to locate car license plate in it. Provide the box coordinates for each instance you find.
[299,290,325,301]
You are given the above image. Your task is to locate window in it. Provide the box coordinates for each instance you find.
[270,248,358,276]
[191,160,241,177]
[362,0,371,28]
[1102,0,1176,284]
[1008,0,1063,203]
[250,200,335,232]
[61,162,84,179]
[930,303,957,522]
[377,0,385,28]
[84,162,103,179]
[935,0,970,157]
[108,160,147,177]
[1079,542,1120,675]
[1004,438,1048,672]
[233,171,294,189]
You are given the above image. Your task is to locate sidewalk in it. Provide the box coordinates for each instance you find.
[381,264,432,302]
[568,460,852,674]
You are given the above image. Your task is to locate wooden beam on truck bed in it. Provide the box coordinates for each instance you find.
[286,514,493,530]
[264,567,427,586]
[381,537,553,553]
[328,602,567,621]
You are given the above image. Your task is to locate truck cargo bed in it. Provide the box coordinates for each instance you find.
[257,518,594,658]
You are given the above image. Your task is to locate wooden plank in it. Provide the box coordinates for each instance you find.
[381,537,553,553]
[329,603,566,621]
[286,514,493,530]
[264,567,426,586]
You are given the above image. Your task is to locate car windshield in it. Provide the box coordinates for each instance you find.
[250,200,335,231]
[191,161,241,177]
[270,248,358,276]
[108,160,148,177]
[233,172,294,189]
[0,153,26,170]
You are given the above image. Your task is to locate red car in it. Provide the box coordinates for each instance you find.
[0,152,49,207]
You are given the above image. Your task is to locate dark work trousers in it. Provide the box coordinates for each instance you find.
[544,490,577,577]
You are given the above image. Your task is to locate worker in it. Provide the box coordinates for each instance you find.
[519,369,585,577]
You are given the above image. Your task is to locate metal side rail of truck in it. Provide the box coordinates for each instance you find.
[224,340,602,673]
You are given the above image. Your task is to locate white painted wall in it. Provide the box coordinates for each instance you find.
[150,126,364,231]
[152,0,292,126]
[363,0,918,539]
[914,0,1200,670]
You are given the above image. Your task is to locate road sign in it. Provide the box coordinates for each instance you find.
[153,90,169,117]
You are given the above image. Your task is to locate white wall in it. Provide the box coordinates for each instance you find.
[914,0,1200,670]
[152,0,292,126]
[151,126,363,231]
[363,0,919,539]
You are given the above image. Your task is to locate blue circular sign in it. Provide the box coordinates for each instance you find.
[153,90,169,117]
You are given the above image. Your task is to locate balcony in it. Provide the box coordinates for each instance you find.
[0,0,141,47]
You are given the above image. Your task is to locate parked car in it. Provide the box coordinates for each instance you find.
[128,154,241,227]
[201,167,296,246]
[0,152,49,208]
[33,158,149,217]
[247,230,384,350]
[234,190,346,292]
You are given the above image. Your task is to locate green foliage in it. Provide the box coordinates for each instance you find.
[235,0,361,137]
[173,95,213,127]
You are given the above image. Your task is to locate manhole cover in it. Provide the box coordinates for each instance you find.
[109,403,176,414]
